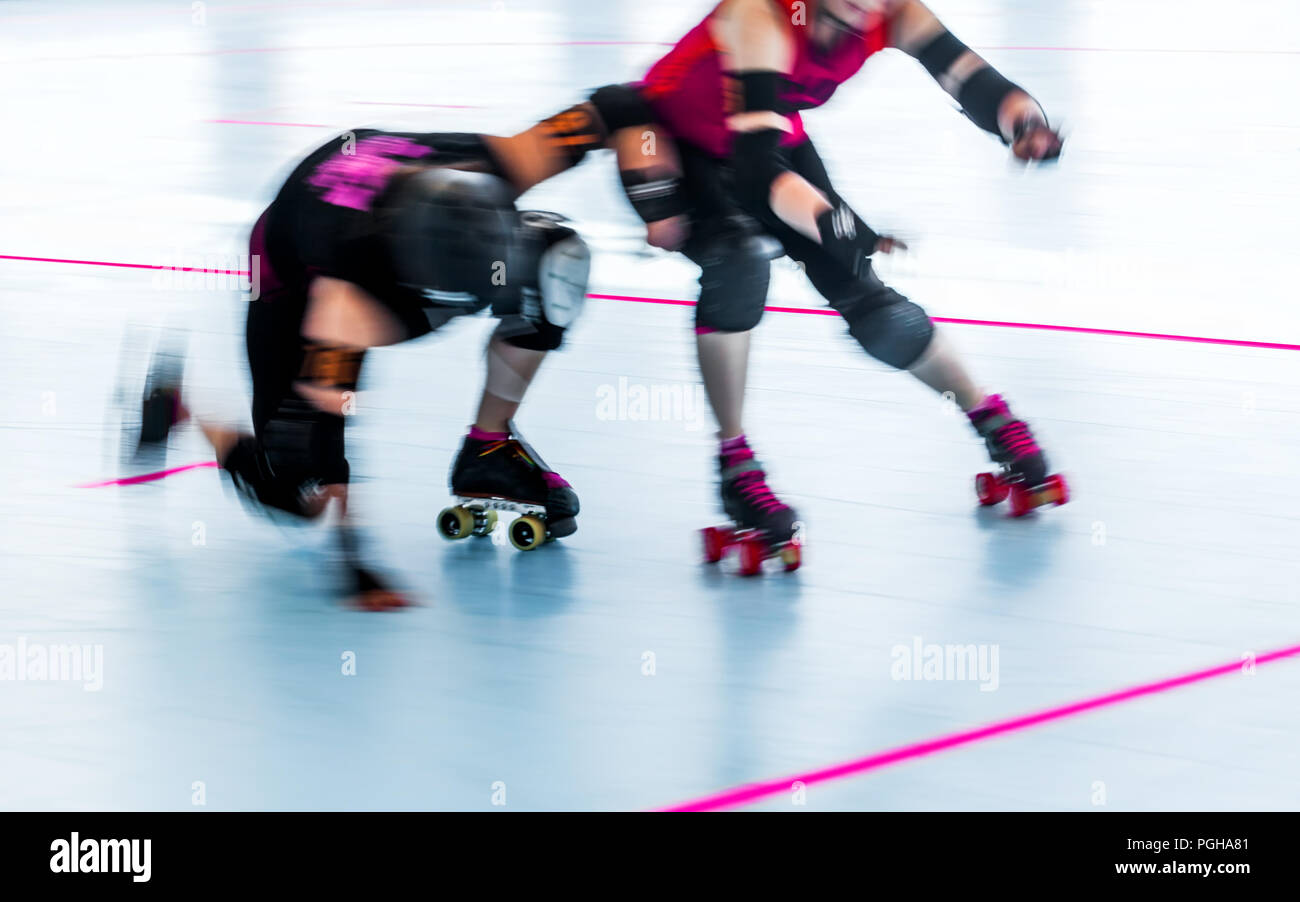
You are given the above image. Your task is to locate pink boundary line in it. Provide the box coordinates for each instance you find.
[659,642,1300,812]
[352,101,485,109]
[205,118,334,129]
[6,41,1298,64]
[76,460,218,489]
[587,293,1300,352]
[1,254,1294,353]
[0,254,246,275]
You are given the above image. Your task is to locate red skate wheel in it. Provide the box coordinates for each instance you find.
[1007,485,1034,517]
[1049,474,1070,506]
[737,537,765,577]
[701,526,728,564]
[779,541,802,573]
[975,472,1008,506]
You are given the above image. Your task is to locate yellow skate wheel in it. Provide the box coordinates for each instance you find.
[509,515,546,551]
[438,506,474,540]
[472,509,498,537]
[779,543,802,572]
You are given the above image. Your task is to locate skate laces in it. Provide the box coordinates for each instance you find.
[478,438,571,488]
[734,469,787,514]
[995,420,1039,461]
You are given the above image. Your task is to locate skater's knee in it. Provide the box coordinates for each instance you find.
[493,213,591,352]
[691,224,776,333]
[839,287,935,369]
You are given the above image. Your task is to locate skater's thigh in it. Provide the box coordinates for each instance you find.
[245,288,309,435]
[302,276,409,350]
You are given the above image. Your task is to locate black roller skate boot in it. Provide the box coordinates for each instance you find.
[968,394,1069,516]
[701,437,802,576]
[438,421,579,551]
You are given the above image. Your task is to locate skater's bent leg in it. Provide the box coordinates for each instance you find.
[302,276,408,350]
[475,337,547,435]
[696,331,751,440]
[685,216,776,438]
[905,329,986,411]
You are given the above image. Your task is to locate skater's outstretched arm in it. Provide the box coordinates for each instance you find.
[888,0,1064,161]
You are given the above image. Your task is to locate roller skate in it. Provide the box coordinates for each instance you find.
[968,394,1069,517]
[437,421,579,552]
[114,327,189,464]
[701,437,802,576]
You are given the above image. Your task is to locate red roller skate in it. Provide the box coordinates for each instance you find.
[968,394,1069,517]
[700,439,802,576]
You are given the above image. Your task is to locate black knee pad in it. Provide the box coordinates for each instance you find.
[228,399,348,518]
[688,216,780,333]
[844,296,935,369]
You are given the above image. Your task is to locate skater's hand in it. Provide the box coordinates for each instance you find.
[350,588,414,612]
[646,214,689,252]
[875,235,908,255]
[1010,119,1064,163]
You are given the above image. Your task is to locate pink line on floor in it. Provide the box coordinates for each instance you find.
[352,101,485,109]
[588,293,1300,352]
[205,118,334,128]
[0,254,248,275]
[77,461,219,489]
[659,642,1300,812]
[3,256,1295,353]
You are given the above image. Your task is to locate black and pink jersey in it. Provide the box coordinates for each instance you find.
[641,0,889,157]
[258,129,499,307]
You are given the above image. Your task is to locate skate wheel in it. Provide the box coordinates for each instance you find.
[701,526,729,564]
[472,509,498,537]
[1049,474,1070,507]
[975,472,1008,506]
[779,542,802,573]
[1007,485,1033,518]
[438,506,474,540]
[509,515,546,552]
[737,537,765,577]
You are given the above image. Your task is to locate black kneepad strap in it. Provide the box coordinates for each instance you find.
[298,341,364,390]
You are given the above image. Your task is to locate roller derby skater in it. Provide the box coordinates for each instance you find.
[580,0,1070,571]
[130,119,600,609]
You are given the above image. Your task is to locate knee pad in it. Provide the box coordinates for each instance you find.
[843,295,936,370]
[689,217,779,333]
[494,212,590,352]
[230,399,348,518]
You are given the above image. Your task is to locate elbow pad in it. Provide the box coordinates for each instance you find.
[731,127,787,215]
[620,168,688,223]
[589,83,655,134]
